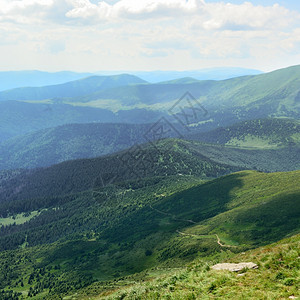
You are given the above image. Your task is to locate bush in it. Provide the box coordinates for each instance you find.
[284,278,295,286]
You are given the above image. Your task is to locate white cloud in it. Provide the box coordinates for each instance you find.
[0,0,299,71]
[201,2,294,31]
[65,0,205,22]
[62,0,298,30]
[114,0,204,18]
[0,0,54,23]
[65,0,111,20]
[0,0,297,29]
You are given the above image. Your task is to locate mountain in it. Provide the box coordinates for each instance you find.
[0,68,261,91]
[0,74,147,101]
[206,64,300,109]
[0,66,299,299]
[1,138,299,204]
[1,118,299,171]
[63,65,300,125]
[0,169,299,298]
[0,65,299,143]
[67,65,298,106]
[187,118,300,148]
[100,67,262,83]
[0,101,166,143]
[0,70,92,91]
[0,139,243,203]
[0,123,151,170]
[0,101,117,142]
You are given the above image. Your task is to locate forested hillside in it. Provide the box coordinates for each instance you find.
[1,138,300,203]
[0,139,243,203]
[0,170,299,299]
[0,123,152,170]
[0,101,166,142]
[1,119,299,171]
[187,118,300,148]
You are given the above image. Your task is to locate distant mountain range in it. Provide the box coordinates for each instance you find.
[77,65,299,118]
[0,67,262,92]
[0,65,298,145]
[0,70,92,91]
[0,74,146,101]
[98,67,263,83]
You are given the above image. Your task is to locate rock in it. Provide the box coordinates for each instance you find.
[211,262,258,272]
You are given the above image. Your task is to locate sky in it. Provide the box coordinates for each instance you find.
[0,0,300,72]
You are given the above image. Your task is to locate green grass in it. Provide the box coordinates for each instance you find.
[226,135,277,148]
[87,233,300,299]
[0,211,40,227]
[161,170,300,247]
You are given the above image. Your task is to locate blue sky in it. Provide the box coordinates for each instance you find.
[0,0,299,72]
[206,0,300,11]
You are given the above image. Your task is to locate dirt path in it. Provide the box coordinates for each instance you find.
[149,204,237,248]
[215,234,237,248]
[176,230,236,248]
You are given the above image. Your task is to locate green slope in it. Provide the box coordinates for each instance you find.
[154,170,300,247]
[200,65,300,107]
[0,170,299,299]
[187,118,300,148]
[91,233,300,300]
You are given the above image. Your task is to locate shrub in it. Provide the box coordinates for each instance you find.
[284,278,295,286]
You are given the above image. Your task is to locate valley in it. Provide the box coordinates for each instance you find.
[0,65,299,300]
[1,0,300,297]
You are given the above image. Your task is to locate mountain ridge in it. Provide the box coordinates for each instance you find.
[1,138,299,205]
[0,74,147,101]
[0,65,299,143]
[0,70,93,91]
[0,118,299,171]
